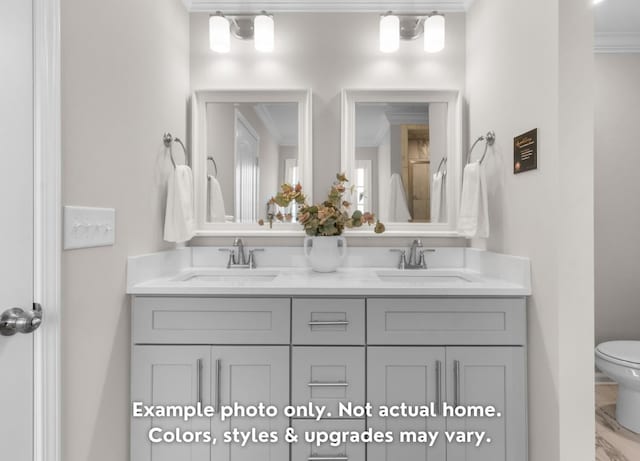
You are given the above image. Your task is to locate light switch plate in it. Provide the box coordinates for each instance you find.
[63,206,116,250]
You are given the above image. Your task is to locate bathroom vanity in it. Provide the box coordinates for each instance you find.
[127,247,530,461]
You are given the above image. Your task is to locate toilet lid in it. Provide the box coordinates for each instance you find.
[597,341,640,364]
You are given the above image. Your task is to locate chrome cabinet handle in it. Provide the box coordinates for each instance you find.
[454,360,461,407]
[308,456,348,461]
[214,359,221,411]
[196,358,203,404]
[308,321,350,326]
[435,360,442,414]
[307,382,349,387]
[0,303,43,336]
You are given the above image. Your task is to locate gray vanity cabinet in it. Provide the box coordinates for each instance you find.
[210,346,290,461]
[367,347,447,461]
[445,347,526,461]
[131,296,527,461]
[131,346,212,461]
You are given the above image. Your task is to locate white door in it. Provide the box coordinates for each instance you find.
[0,0,37,459]
[234,111,260,223]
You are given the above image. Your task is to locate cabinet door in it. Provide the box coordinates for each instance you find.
[131,346,212,461]
[446,347,526,461]
[210,346,289,461]
[368,347,447,461]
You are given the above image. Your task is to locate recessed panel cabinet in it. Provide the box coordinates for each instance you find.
[131,296,527,461]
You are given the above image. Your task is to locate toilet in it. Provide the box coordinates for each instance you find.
[595,341,640,433]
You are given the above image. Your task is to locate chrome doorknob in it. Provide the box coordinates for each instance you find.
[0,303,43,336]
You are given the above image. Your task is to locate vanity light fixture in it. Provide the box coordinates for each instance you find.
[424,14,446,53]
[209,13,231,53]
[379,12,446,54]
[209,11,275,53]
[254,13,275,53]
[380,12,400,53]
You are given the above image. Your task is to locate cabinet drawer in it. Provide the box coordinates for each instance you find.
[132,297,290,344]
[367,297,526,345]
[291,419,365,461]
[292,347,365,418]
[292,299,365,345]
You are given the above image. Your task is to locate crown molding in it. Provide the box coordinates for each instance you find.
[182,1,469,13]
[595,32,640,53]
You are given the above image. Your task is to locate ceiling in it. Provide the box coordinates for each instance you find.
[253,103,299,147]
[355,103,429,148]
[594,0,640,52]
[183,0,471,13]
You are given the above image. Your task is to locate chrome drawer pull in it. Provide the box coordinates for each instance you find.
[308,456,348,461]
[307,382,349,387]
[196,358,203,404]
[214,359,221,412]
[454,360,461,407]
[308,321,350,326]
[435,360,442,414]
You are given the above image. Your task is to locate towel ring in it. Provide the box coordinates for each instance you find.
[466,131,496,165]
[207,156,218,179]
[163,132,189,168]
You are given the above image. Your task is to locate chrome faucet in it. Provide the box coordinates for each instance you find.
[219,238,264,269]
[390,240,436,270]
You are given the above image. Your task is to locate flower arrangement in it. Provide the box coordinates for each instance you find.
[263,173,385,236]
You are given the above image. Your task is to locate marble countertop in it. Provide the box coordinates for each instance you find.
[127,247,531,297]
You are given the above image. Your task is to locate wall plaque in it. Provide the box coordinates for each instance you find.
[514,129,537,174]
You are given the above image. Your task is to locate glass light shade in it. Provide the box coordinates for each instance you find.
[424,14,446,53]
[379,15,400,53]
[209,15,230,53]
[254,14,274,52]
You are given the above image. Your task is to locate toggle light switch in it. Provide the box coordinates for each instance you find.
[63,206,116,250]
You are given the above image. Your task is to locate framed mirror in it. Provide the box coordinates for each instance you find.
[341,89,462,236]
[192,89,312,235]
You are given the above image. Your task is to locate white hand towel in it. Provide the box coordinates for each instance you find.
[164,165,195,243]
[431,170,446,223]
[457,162,489,238]
[388,173,412,222]
[208,175,227,223]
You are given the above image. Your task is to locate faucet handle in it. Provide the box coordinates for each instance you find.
[418,248,436,268]
[247,248,264,269]
[218,248,236,268]
[390,249,407,270]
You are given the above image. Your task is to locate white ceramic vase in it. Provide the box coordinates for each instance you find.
[303,236,347,273]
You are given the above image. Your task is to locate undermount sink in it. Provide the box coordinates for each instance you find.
[172,269,279,283]
[375,270,474,284]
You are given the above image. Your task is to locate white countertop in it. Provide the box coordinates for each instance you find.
[127,247,531,297]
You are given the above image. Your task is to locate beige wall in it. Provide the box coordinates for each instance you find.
[466,0,594,460]
[61,1,190,460]
[190,12,467,202]
[595,53,640,344]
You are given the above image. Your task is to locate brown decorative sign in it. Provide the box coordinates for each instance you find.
[514,129,537,174]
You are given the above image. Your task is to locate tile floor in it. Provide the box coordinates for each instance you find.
[596,383,640,461]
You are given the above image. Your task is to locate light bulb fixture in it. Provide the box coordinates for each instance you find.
[380,13,400,53]
[209,11,275,53]
[380,11,446,54]
[254,13,274,52]
[424,14,446,53]
[209,12,231,53]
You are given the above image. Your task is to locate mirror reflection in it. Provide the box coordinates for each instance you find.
[204,102,299,224]
[354,102,448,223]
